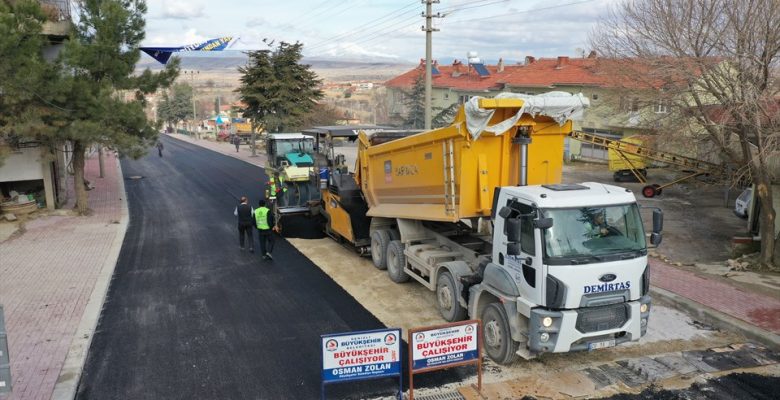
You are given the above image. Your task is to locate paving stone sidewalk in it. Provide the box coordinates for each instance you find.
[168,133,267,167]
[650,259,780,336]
[0,151,126,400]
[176,134,780,342]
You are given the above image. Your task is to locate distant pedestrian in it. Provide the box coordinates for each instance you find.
[232,135,241,152]
[234,196,255,253]
[156,141,164,157]
[254,199,277,260]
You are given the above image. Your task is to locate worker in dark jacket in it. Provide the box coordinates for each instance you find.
[254,199,277,260]
[234,196,255,252]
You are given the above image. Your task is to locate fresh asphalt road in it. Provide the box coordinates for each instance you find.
[75,136,443,399]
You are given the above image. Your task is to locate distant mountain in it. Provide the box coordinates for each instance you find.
[136,53,414,72]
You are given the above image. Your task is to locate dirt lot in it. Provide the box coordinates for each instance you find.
[282,162,779,398]
[562,162,749,264]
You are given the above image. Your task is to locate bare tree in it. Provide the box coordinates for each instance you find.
[591,0,780,269]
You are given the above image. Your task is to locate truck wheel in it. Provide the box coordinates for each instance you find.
[482,303,520,365]
[641,185,657,198]
[386,240,410,283]
[370,230,391,270]
[437,272,466,322]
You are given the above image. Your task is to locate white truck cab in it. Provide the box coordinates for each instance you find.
[469,182,661,362]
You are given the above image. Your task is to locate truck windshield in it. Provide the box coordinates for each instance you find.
[277,139,314,155]
[542,204,646,261]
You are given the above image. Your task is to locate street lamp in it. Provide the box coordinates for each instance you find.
[183,70,199,139]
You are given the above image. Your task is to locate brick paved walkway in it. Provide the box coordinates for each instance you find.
[0,151,125,400]
[650,259,780,334]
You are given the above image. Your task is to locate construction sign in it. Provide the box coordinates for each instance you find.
[411,321,479,370]
[320,328,402,399]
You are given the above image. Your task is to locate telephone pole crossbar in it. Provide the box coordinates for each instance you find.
[422,0,441,130]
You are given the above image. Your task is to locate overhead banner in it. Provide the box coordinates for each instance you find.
[321,328,401,383]
[140,36,235,64]
[411,321,479,371]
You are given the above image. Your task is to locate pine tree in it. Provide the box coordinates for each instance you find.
[157,83,193,129]
[403,73,426,129]
[0,0,52,166]
[46,0,178,214]
[236,40,323,155]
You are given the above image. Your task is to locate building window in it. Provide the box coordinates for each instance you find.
[592,93,599,101]
[444,92,449,100]
[620,97,639,112]
[459,95,470,104]
[654,99,670,114]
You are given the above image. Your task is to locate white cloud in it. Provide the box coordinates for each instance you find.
[160,0,204,19]
[144,28,207,46]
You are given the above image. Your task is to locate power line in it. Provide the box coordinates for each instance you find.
[307,15,420,56]
[297,0,362,28]
[306,6,422,53]
[305,0,419,50]
[444,0,596,24]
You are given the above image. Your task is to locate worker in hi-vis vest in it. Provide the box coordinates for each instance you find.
[264,173,287,207]
[254,199,277,260]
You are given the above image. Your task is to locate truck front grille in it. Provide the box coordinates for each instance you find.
[576,303,629,333]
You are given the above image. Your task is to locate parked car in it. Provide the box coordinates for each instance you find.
[734,187,752,218]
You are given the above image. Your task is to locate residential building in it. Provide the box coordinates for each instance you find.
[0,1,72,211]
[384,54,669,160]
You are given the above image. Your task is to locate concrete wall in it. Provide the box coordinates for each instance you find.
[0,147,46,182]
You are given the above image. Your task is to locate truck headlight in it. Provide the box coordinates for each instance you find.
[542,317,553,327]
[540,332,550,342]
[640,303,649,313]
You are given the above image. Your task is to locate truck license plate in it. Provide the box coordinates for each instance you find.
[588,339,615,351]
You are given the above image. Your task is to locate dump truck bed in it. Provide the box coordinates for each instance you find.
[356,95,588,222]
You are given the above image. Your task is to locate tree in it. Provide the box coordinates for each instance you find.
[236,40,323,156]
[157,83,193,128]
[300,104,343,127]
[591,0,780,269]
[0,0,51,167]
[403,73,426,129]
[46,0,178,214]
[432,103,458,128]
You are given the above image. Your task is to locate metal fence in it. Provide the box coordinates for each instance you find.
[39,0,71,21]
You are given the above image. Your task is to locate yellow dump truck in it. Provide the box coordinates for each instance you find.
[311,93,663,364]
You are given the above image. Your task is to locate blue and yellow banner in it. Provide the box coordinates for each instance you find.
[140,37,235,64]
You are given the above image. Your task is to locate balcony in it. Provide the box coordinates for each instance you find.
[40,0,71,40]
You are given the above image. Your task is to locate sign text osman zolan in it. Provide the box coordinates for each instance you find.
[321,329,401,383]
[411,322,479,370]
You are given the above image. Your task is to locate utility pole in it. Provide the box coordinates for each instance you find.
[422,0,440,130]
[184,70,199,139]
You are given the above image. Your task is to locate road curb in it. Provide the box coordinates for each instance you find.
[651,286,780,351]
[167,134,266,168]
[50,155,130,400]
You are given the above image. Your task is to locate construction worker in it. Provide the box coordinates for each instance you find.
[264,173,287,207]
[254,199,277,260]
[234,196,254,253]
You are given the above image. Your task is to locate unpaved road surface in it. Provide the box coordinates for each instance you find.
[288,237,780,399]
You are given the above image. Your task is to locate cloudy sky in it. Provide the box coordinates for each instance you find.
[143,0,618,62]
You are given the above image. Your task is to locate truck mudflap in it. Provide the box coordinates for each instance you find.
[526,295,651,354]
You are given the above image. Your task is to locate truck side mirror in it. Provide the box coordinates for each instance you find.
[498,206,512,219]
[506,218,521,242]
[534,217,553,229]
[652,209,663,233]
[650,232,662,247]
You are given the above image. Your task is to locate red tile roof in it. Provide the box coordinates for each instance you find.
[385,57,659,91]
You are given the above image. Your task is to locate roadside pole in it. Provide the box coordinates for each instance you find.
[422,0,440,130]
